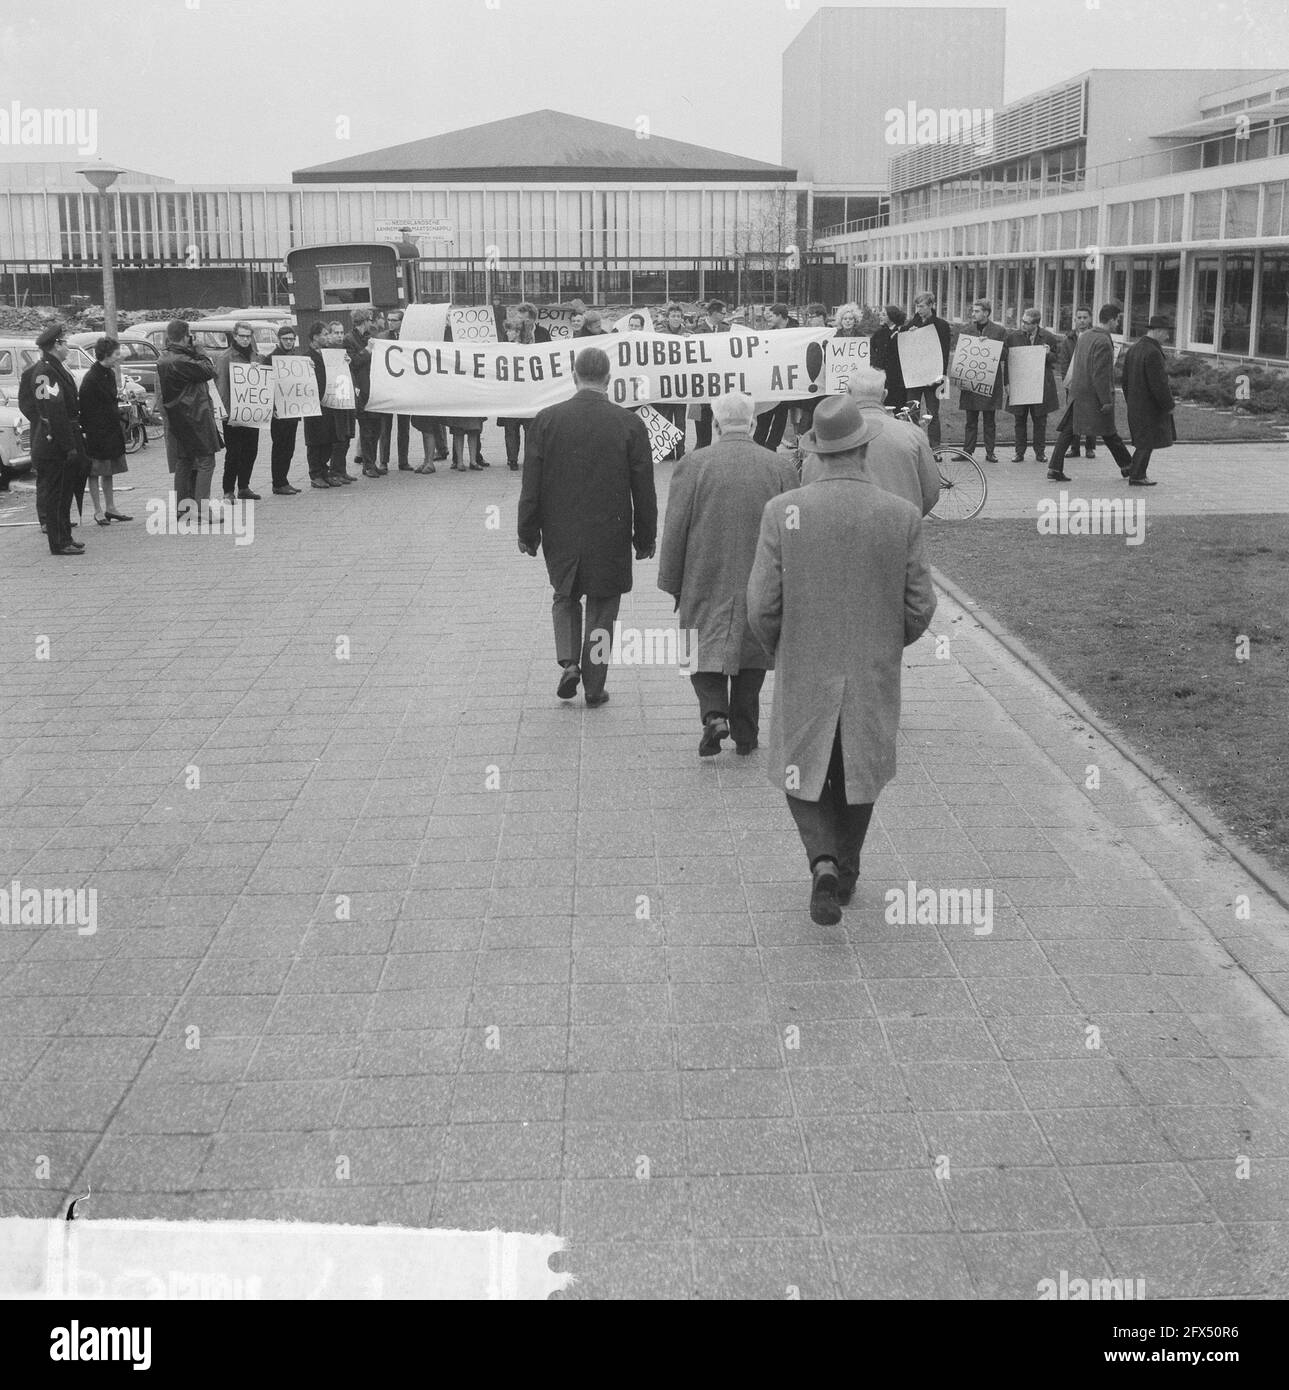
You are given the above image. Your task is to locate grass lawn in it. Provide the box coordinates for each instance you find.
[919,399,1287,446]
[927,514,1289,877]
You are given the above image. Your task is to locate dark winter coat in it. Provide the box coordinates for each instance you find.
[1003,325,1061,414]
[1065,326,1122,437]
[519,386,657,598]
[18,353,84,462]
[157,341,221,457]
[869,323,907,402]
[303,348,355,445]
[78,360,127,459]
[1122,336,1177,450]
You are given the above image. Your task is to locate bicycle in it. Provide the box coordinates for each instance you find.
[888,401,987,521]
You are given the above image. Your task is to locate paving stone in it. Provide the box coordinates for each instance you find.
[832,1235,974,1299]
[562,1123,688,1179]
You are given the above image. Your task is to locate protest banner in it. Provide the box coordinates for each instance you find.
[398,302,451,342]
[448,305,497,343]
[949,334,1004,397]
[207,380,226,422]
[636,404,684,465]
[272,355,322,418]
[319,349,356,410]
[367,327,837,418]
[1005,344,1048,407]
[537,305,577,340]
[228,361,275,426]
[614,308,653,333]
[824,336,871,393]
[897,325,946,388]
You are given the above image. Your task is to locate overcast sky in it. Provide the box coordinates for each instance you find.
[1,0,1287,182]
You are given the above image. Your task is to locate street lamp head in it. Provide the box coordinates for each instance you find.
[77,161,124,194]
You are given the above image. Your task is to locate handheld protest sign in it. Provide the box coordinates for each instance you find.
[228,361,275,427]
[272,356,322,418]
[320,349,356,410]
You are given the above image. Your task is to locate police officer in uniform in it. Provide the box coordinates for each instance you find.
[19,322,87,556]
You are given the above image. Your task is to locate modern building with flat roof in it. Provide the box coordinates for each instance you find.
[818,67,1289,362]
[783,5,1005,240]
[0,111,812,309]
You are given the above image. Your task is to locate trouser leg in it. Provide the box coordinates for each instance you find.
[983,410,996,453]
[552,593,582,669]
[1014,411,1028,458]
[581,592,621,700]
[1128,445,1153,482]
[306,442,330,479]
[270,419,296,487]
[689,671,730,723]
[329,439,349,478]
[173,454,195,505]
[924,388,942,449]
[39,455,70,551]
[963,410,979,454]
[727,668,767,748]
[1048,427,1073,472]
[695,406,713,449]
[397,415,409,465]
[1032,411,1048,458]
[378,415,392,466]
[1101,431,1134,471]
[504,421,522,466]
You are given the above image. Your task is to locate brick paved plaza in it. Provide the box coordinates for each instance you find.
[2,432,1288,1299]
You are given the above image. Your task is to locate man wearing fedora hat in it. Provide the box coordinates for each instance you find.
[800,367,940,515]
[1121,316,1175,487]
[748,395,937,926]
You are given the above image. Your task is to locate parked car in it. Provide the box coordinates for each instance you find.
[123,316,286,360]
[66,331,162,423]
[1,402,30,476]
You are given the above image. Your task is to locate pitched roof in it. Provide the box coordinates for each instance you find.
[293,110,796,183]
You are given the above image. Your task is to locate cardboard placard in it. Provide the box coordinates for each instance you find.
[272,355,322,418]
[897,325,946,389]
[824,336,872,394]
[448,306,497,343]
[949,334,1004,396]
[398,303,451,342]
[319,349,355,410]
[228,361,275,427]
[537,306,577,340]
[636,404,684,464]
[1006,344,1048,407]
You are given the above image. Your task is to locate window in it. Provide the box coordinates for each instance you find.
[1225,186,1260,238]
[1158,195,1184,242]
[1192,256,1220,345]
[1155,256,1180,329]
[1192,190,1222,239]
[1130,257,1153,336]
[1131,200,1156,243]
[318,262,372,306]
[1108,203,1130,246]
[0,351,11,374]
[1256,251,1289,358]
[1264,182,1287,237]
[1221,254,1255,353]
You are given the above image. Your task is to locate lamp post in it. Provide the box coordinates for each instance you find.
[77,161,124,336]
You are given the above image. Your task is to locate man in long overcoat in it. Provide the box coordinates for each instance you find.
[957,299,1007,461]
[658,392,797,757]
[1046,303,1135,481]
[1121,316,1176,487]
[747,395,937,926]
[518,346,657,707]
[1004,307,1062,463]
[19,322,86,555]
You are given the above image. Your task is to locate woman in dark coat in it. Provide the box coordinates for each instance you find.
[868,304,908,408]
[79,336,132,524]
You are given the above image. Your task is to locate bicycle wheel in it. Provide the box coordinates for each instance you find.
[930,447,987,521]
[124,424,145,455]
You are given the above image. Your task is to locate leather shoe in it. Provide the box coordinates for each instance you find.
[311,477,334,488]
[1012,455,1025,463]
[362,467,381,478]
[1120,467,1131,478]
[376,464,389,474]
[237,490,261,501]
[1046,471,1071,481]
[1128,478,1158,486]
[272,486,298,495]
[699,715,729,757]
[52,544,84,555]
[809,860,842,926]
[584,692,610,708]
[735,740,758,756]
[984,452,999,463]
[398,462,413,470]
[557,664,581,700]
